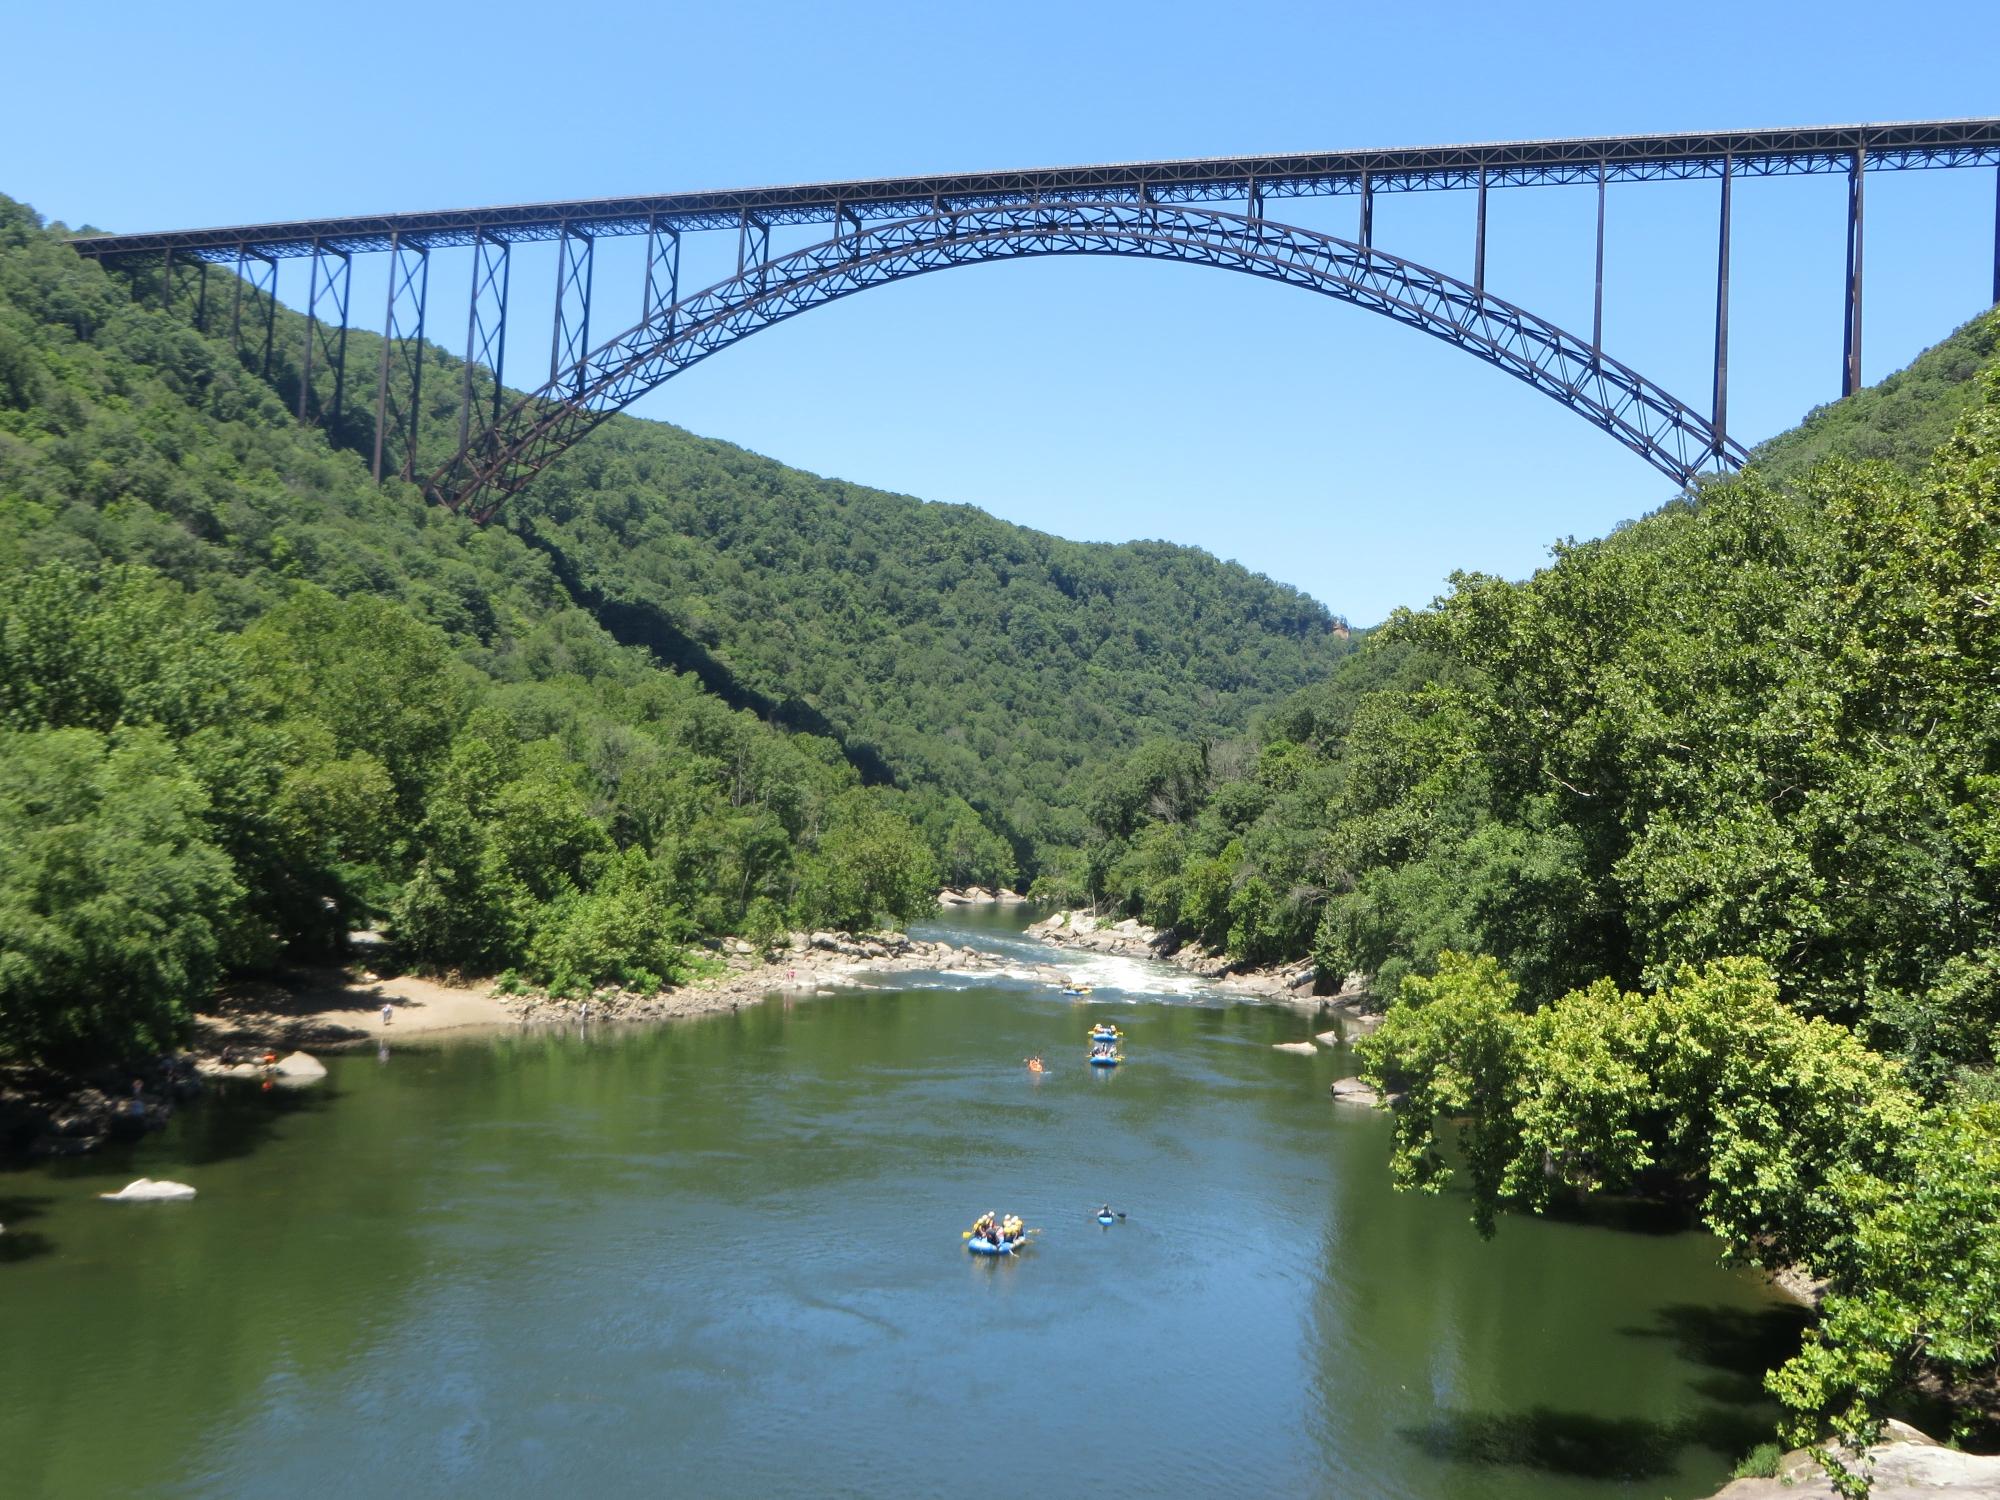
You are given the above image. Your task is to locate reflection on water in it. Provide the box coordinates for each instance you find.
[0,907,1797,1498]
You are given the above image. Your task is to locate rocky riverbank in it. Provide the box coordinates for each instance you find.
[1025,908,1377,1012]
[936,885,1029,906]
[0,1056,202,1159]
[1704,1421,2000,1498]
[500,928,1021,1025]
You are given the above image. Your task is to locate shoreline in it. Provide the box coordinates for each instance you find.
[1,929,1026,1158]
[195,928,1032,1050]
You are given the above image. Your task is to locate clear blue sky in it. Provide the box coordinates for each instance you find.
[5,1,1996,623]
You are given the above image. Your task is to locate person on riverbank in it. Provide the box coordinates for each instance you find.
[381,1002,393,1026]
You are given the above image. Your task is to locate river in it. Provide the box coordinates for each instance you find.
[0,907,1802,1498]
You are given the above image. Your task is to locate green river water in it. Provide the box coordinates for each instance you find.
[0,907,1803,1498]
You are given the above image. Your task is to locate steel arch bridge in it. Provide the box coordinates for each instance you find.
[433,201,1744,522]
[66,118,2000,518]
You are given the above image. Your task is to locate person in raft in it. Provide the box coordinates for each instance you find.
[973,1212,997,1242]
[1025,1055,1045,1073]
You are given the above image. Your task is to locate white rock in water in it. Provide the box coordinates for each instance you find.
[1272,1041,1319,1055]
[1315,1030,1343,1046]
[1330,1077,1383,1105]
[100,1178,197,1202]
[272,1051,327,1082]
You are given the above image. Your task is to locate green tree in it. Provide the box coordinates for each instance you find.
[0,727,240,1060]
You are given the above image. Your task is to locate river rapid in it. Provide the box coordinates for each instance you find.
[0,907,1801,1498]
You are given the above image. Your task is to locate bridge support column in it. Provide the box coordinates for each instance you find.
[1358,172,1373,249]
[1713,155,1732,460]
[1991,164,1999,307]
[229,246,278,377]
[458,231,510,459]
[1592,161,1606,359]
[299,239,352,431]
[642,215,680,328]
[550,222,594,394]
[1473,165,1487,293]
[372,232,429,484]
[1842,147,1865,398]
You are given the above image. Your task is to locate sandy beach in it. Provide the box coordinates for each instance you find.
[192,931,1026,1054]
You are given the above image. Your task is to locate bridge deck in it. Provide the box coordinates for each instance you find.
[65,119,2000,263]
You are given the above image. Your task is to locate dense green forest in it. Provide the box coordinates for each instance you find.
[1073,307,2000,1482]
[0,192,1340,1065]
[59,217,1349,887]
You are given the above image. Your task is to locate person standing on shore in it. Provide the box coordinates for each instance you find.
[381,1002,393,1027]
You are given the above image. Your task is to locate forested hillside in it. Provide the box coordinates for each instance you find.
[522,431,1346,871]
[1072,305,2000,1471]
[1752,309,2000,479]
[56,218,1350,882]
[0,191,1345,1065]
[0,195,932,1062]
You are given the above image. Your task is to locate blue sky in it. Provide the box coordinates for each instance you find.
[5,1,1996,623]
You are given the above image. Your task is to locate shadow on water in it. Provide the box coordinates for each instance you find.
[169,1079,338,1167]
[0,1192,56,1263]
[1400,1402,1775,1481]
[32,1078,340,1178]
[1403,1304,1810,1479]
[1619,1301,1813,1404]
[1540,1193,1702,1238]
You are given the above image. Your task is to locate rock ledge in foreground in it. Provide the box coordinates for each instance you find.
[1706,1421,2000,1499]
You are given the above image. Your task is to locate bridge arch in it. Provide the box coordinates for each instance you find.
[430,201,1747,521]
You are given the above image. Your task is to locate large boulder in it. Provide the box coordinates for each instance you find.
[272,1051,327,1083]
[100,1178,197,1202]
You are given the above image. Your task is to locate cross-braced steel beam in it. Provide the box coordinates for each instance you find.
[737,212,770,289]
[229,246,279,375]
[299,240,351,430]
[642,214,680,328]
[159,247,208,328]
[372,233,429,483]
[550,223,593,394]
[430,202,1745,522]
[457,230,510,460]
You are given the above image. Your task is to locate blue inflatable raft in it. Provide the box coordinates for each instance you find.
[967,1235,1022,1256]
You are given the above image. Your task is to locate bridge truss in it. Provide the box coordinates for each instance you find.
[65,119,2000,511]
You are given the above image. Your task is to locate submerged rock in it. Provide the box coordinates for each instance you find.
[1330,1077,1383,1105]
[100,1178,197,1202]
[1272,1041,1319,1056]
